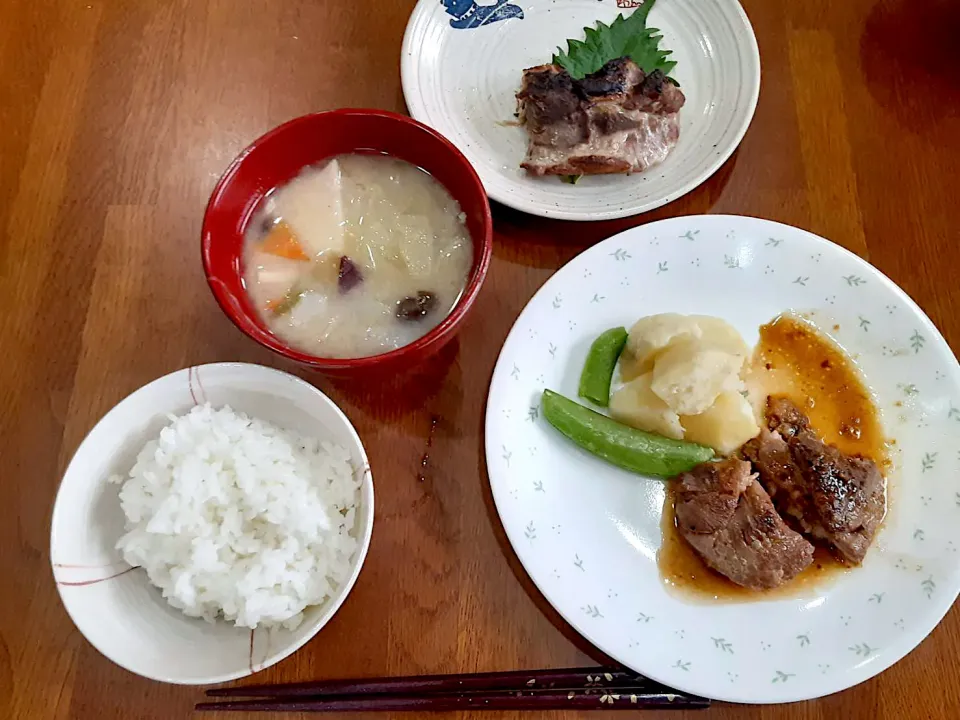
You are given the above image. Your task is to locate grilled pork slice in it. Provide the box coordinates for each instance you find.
[674,458,815,590]
[741,397,885,564]
[516,57,686,176]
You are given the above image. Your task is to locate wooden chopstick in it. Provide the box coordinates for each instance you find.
[197,667,709,712]
[197,686,708,712]
[206,666,657,698]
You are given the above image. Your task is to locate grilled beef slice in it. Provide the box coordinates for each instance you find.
[741,397,885,564]
[516,57,686,176]
[674,458,815,589]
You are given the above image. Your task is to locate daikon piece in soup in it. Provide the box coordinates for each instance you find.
[243,154,473,358]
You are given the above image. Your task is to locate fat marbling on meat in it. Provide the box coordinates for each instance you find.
[516,57,686,176]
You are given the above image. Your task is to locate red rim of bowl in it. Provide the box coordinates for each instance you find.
[201,109,493,371]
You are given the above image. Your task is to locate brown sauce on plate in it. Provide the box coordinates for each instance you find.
[747,314,889,464]
[658,314,888,601]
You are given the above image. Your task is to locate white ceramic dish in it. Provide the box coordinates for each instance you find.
[401,0,760,220]
[51,363,374,685]
[485,215,960,703]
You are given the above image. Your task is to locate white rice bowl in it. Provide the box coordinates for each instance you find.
[52,363,373,684]
[112,404,360,630]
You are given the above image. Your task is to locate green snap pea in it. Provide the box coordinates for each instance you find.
[578,327,628,407]
[541,389,714,478]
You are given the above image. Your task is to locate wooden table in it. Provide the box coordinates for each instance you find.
[2,0,959,718]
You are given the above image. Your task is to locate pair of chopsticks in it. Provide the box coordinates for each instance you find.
[197,666,709,712]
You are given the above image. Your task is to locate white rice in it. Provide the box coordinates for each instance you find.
[111,404,361,630]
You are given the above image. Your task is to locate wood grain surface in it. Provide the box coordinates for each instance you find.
[2,0,959,718]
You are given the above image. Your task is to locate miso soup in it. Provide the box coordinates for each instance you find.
[244,154,473,358]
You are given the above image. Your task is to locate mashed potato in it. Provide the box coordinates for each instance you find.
[619,313,701,381]
[680,390,760,455]
[609,373,684,440]
[649,338,744,415]
[611,314,759,454]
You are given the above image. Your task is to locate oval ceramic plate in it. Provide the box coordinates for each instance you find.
[485,216,960,703]
[51,363,374,684]
[401,0,760,220]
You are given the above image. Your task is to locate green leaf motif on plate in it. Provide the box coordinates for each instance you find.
[673,660,691,671]
[766,237,783,247]
[869,593,884,604]
[771,671,794,683]
[582,604,603,618]
[610,249,631,261]
[910,330,926,353]
[657,261,668,274]
[921,452,937,472]
[524,522,536,540]
[793,276,809,286]
[848,643,874,657]
[711,637,734,654]
[922,576,936,598]
[723,254,741,269]
[528,406,539,422]
[796,634,810,647]
[843,274,866,287]
[948,406,960,421]
[681,230,699,241]
[898,383,919,396]
[858,316,871,331]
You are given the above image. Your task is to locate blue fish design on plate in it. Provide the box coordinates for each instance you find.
[442,0,524,29]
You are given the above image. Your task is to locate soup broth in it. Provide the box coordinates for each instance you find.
[244,154,473,358]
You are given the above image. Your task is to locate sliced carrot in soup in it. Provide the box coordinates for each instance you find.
[261,221,309,261]
[266,291,302,316]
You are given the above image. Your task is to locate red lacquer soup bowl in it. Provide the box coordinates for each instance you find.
[202,109,493,375]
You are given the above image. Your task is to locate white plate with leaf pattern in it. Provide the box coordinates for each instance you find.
[401,0,760,220]
[485,215,960,703]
